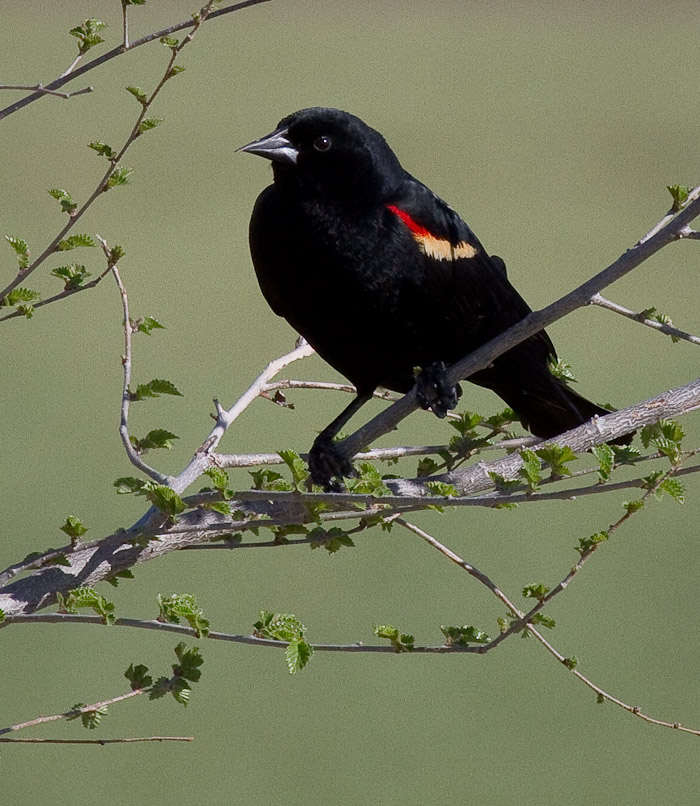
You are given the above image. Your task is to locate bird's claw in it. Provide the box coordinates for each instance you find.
[416,362,461,418]
[308,434,356,492]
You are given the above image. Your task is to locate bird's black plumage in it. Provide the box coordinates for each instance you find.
[240,107,621,490]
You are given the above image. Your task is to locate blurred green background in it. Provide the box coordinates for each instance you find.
[2,1,700,803]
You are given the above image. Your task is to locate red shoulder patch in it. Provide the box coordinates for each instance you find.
[386,204,477,261]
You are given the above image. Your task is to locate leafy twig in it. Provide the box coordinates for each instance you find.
[591,294,700,346]
[0,1,273,121]
[109,255,168,484]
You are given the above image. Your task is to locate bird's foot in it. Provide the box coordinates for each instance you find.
[308,434,356,492]
[415,362,461,419]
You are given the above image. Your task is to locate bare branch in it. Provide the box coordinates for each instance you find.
[0,736,192,744]
[0,84,93,99]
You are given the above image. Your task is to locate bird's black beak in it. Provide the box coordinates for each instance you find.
[237,126,298,164]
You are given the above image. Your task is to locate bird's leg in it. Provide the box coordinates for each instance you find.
[415,361,462,419]
[308,390,374,491]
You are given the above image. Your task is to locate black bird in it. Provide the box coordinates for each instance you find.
[240,108,621,490]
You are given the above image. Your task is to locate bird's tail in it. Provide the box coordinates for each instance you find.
[485,374,630,445]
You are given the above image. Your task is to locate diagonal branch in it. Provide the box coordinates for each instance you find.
[337,188,700,464]
[0,1,272,121]
[591,294,700,345]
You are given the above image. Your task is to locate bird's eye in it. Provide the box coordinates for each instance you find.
[313,135,332,152]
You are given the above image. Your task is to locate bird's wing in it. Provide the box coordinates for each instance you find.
[385,178,556,364]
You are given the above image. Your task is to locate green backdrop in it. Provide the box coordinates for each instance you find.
[2,1,700,803]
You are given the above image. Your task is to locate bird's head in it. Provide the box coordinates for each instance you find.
[238,107,404,203]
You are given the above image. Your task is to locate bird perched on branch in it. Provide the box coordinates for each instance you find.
[240,107,623,491]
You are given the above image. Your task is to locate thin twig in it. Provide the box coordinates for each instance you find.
[0,736,192,744]
[591,294,700,345]
[0,690,141,736]
[5,613,481,654]
[0,1,273,121]
[108,252,168,484]
[0,5,213,311]
[396,518,700,736]
[0,84,93,99]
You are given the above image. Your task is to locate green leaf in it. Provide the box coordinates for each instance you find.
[113,476,147,494]
[203,466,229,492]
[126,85,148,104]
[575,530,609,556]
[0,609,4,624]
[1,286,40,307]
[125,663,152,690]
[51,264,91,290]
[285,640,314,674]
[157,593,209,637]
[56,586,115,625]
[309,526,355,554]
[4,234,30,267]
[592,444,615,482]
[611,444,642,465]
[56,234,95,251]
[160,35,179,48]
[483,407,517,431]
[623,499,644,514]
[170,642,204,704]
[130,428,179,453]
[69,18,106,54]
[425,480,459,498]
[278,448,308,490]
[548,357,577,384]
[132,316,164,335]
[106,165,134,189]
[416,457,441,477]
[130,378,183,401]
[348,462,392,496]
[168,64,186,78]
[535,444,578,478]
[47,188,78,215]
[373,624,415,653]
[522,583,550,601]
[449,411,483,436]
[67,704,108,730]
[144,485,186,520]
[488,472,522,493]
[518,449,542,491]
[440,624,490,646]
[530,613,556,630]
[203,501,232,516]
[249,468,292,492]
[88,141,116,159]
[105,568,135,587]
[667,183,690,212]
[253,611,306,643]
[640,419,684,452]
[173,643,203,683]
[253,611,316,672]
[138,117,163,134]
[658,477,685,504]
[60,515,88,539]
[563,656,579,670]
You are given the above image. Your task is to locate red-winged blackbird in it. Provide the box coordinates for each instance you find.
[240,108,622,490]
